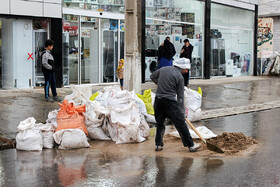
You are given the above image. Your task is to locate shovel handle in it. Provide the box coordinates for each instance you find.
[186,118,206,144]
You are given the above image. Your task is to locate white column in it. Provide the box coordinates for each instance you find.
[124,1,142,93]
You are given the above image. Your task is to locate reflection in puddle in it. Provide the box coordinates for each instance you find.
[203,158,224,171]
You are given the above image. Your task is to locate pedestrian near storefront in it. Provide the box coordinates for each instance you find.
[158,37,176,69]
[117,58,124,90]
[41,39,61,102]
[180,39,194,87]
[150,58,201,152]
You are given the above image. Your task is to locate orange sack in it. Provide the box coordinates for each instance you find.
[56,100,88,135]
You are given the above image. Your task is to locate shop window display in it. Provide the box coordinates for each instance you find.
[101,19,124,83]
[63,14,79,84]
[145,0,205,79]
[63,0,125,14]
[211,3,254,77]
[62,14,124,85]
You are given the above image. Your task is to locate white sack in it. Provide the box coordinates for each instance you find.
[145,114,157,124]
[130,91,148,116]
[46,110,58,128]
[184,87,202,122]
[84,101,111,140]
[36,123,55,149]
[42,131,54,149]
[88,125,111,140]
[169,126,217,139]
[16,117,43,151]
[86,115,111,140]
[184,87,202,111]
[53,129,90,149]
[151,92,155,106]
[187,108,202,122]
[94,86,121,107]
[64,85,92,106]
[139,115,150,138]
[108,94,149,144]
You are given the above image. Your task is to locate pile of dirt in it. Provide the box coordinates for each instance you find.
[207,132,258,155]
[0,136,15,150]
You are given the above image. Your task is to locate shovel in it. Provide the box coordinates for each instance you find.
[185,118,224,153]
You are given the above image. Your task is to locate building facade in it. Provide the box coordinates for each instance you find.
[0,0,62,89]
[259,0,280,52]
[258,0,279,74]
[0,0,258,89]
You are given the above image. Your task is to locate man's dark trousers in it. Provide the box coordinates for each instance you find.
[154,97,194,147]
[183,71,190,87]
[43,71,57,98]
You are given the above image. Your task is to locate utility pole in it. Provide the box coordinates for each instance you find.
[124,0,142,93]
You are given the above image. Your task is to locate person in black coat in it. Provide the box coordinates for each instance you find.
[180,39,193,87]
[158,37,176,69]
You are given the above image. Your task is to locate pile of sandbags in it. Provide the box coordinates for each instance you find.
[85,86,150,144]
[15,85,151,151]
[16,117,55,151]
[16,85,205,151]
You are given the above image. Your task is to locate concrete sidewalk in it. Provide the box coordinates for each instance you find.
[1,76,274,110]
[0,76,280,139]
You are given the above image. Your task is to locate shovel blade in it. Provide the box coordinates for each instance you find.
[206,142,224,153]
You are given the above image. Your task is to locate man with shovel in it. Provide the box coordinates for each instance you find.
[150,58,201,152]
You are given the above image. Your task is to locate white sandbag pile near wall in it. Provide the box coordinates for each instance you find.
[65,85,150,144]
[17,84,205,150]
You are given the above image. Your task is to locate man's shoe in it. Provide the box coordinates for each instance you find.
[155,146,163,151]
[53,96,61,102]
[189,143,201,152]
[45,97,54,102]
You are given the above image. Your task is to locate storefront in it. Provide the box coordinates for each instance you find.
[0,0,258,89]
[210,2,255,77]
[0,0,62,89]
[145,0,205,80]
[61,0,258,86]
[0,17,49,89]
[62,15,125,85]
[62,1,125,85]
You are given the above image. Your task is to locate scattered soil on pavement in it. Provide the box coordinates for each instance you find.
[0,136,15,150]
[163,131,258,156]
[206,132,258,155]
[86,132,259,158]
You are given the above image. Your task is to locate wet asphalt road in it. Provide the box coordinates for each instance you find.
[1,108,280,186]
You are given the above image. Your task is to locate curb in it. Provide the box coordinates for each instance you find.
[202,100,280,120]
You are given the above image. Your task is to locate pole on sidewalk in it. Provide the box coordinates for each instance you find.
[124,1,142,94]
[204,0,211,79]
